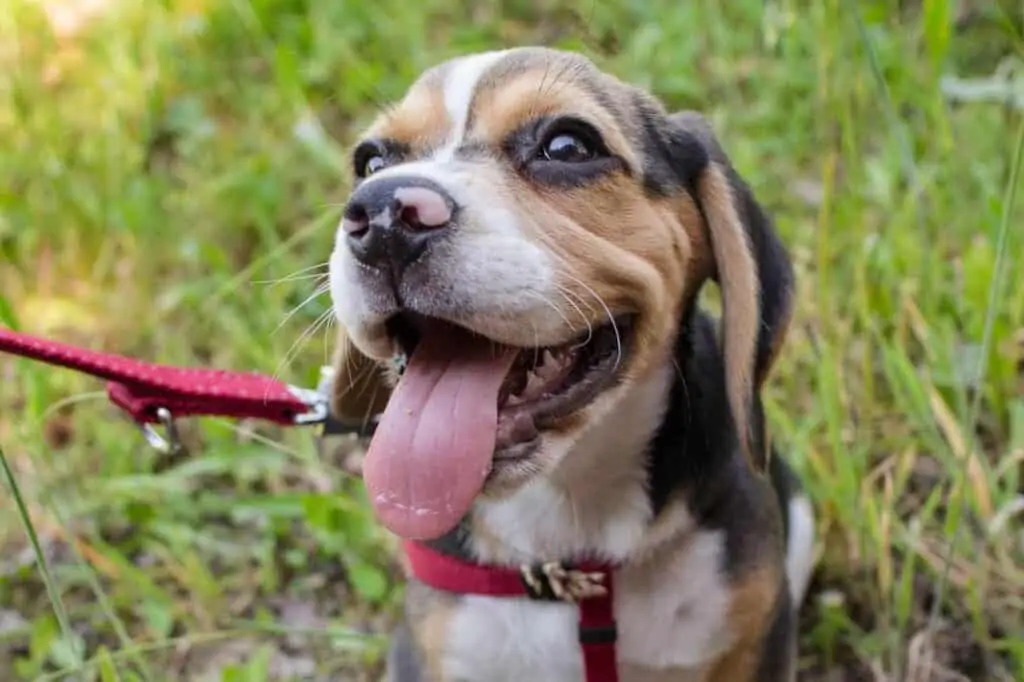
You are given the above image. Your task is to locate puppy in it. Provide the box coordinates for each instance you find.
[324,46,816,682]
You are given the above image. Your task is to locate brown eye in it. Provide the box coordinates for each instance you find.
[542,133,594,163]
[363,154,386,177]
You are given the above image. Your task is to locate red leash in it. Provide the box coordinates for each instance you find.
[0,326,329,450]
[1,325,620,681]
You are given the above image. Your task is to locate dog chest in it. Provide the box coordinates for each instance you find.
[444,594,583,682]
[438,530,733,682]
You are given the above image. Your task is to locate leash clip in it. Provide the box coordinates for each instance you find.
[287,366,338,426]
[287,385,330,425]
[141,407,183,455]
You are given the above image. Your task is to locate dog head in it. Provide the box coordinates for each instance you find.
[327,47,794,541]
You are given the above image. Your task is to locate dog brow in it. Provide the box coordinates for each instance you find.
[433,50,510,162]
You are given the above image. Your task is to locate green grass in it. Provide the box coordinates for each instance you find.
[1,0,1022,679]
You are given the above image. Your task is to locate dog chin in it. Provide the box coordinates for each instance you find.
[479,433,571,498]
[479,378,629,500]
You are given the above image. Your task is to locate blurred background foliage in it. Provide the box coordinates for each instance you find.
[1,0,1022,680]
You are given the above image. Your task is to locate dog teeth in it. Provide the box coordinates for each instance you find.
[523,369,548,397]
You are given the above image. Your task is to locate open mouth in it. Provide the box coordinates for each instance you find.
[386,312,636,456]
[360,310,635,541]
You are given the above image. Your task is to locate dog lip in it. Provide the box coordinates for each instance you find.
[530,314,636,424]
[489,314,636,453]
[492,438,540,462]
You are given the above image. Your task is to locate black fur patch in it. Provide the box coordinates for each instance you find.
[645,310,788,581]
[635,96,709,197]
[665,111,795,392]
[645,309,736,516]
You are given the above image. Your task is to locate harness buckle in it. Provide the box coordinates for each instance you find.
[519,562,608,603]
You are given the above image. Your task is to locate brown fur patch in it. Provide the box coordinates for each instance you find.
[498,171,693,383]
[696,164,760,467]
[674,193,714,296]
[469,68,639,168]
[405,582,459,682]
[366,81,451,152]
[707,566,786,682]
[330,329,392,422]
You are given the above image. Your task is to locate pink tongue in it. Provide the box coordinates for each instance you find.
[362,321,518,540]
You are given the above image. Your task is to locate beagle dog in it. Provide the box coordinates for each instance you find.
[324,46,816,682]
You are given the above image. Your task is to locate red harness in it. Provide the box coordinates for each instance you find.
[0,326,620,682]
[403,540,619,681]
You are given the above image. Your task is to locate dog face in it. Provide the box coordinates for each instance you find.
[328,47,793,541]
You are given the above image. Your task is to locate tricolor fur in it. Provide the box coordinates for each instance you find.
[326,47,816,682]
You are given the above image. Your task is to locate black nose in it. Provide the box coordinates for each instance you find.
[341,175,456,278]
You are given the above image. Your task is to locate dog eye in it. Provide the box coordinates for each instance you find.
[353,140,394,179]
[362,154,386,177]
[541,133,594,163]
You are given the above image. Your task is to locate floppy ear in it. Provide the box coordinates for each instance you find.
[666,111,795,470]
[328,327,393,429]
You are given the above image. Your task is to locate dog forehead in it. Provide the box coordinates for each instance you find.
[375,47,623,145]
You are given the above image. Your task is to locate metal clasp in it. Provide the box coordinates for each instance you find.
[287,366,339,426]
[141,407,183,455]
[288,385,330,425]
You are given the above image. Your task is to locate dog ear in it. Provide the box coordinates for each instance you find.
[664,111,795,470]
[328,327,393,429]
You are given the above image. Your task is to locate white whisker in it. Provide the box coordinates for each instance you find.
[273,306,335,384]
[523,290,577,342]
[273,282,331,335]
[252,262,329,287]
[254,272,328,287]
[556,270,622,373]
[553,283,594,346]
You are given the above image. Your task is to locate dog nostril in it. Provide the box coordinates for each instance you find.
[342,204,370,237]
[393,187,452,230]
[398,204,422,230]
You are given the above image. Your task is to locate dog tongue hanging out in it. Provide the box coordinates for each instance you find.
[361,321,517,540]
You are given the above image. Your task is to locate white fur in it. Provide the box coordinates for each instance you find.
[784,494,815,606]
[475,476,650,564]
[446,597,581,682]
[616,530,735,669]
[433,50,510,161]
